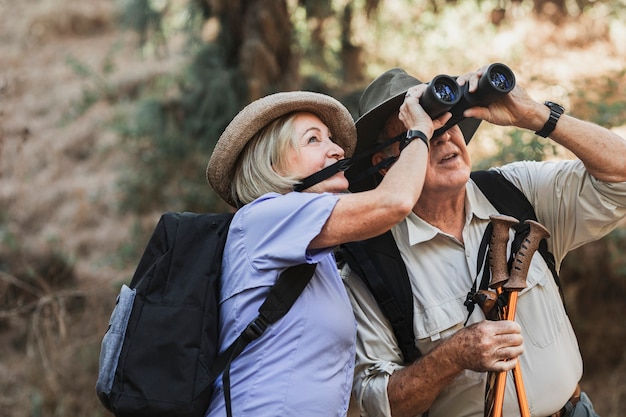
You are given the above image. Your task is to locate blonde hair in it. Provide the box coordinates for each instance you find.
[230,113,302,206]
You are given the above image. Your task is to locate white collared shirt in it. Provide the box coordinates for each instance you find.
[343,159,626,417]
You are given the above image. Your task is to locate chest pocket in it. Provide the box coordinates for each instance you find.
[515,257,566,348]
[412,295,468,343]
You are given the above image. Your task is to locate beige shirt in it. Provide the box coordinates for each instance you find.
[343,159,626,417]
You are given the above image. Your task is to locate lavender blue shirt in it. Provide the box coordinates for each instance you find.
[206,191,356,417]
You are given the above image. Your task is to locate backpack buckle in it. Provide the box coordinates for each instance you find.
[243,316,269,341]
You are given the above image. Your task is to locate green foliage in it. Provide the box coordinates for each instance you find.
[0,219,18,253]
[116,42,246,214]
[119,0,162,35]
[473,128,559,170]
[571,69,626,128]
[118,0,167,52]
[606,228,626,278]
[63,41,127,122]
[104,217,171,276]
[110,0,626,217]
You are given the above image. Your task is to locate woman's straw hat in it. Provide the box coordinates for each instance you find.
[207,91,356,207]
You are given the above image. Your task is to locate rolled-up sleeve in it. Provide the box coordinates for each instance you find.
[341,265,405,417]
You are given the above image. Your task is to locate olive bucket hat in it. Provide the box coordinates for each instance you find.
[207,91,356,207]
[347,68,482,193]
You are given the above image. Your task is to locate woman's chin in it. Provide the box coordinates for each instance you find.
[309,178,349,194]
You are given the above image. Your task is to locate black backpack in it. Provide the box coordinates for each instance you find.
[339,170,562,364]
[96,211,316,417]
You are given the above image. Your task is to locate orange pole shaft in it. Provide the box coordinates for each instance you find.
[505,292,518,321]
[491,371,506,417]
[489,288,508,417]
[492,291,527,417]
[513,362,530,417]
[506,293,531,417]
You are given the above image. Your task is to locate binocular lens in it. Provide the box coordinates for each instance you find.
[433,82,458,103]
[489,70,513,91]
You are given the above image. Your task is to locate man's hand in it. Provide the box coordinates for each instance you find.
[388,319,524,417]
[450,320,524,372]
[457,64,626,183]
[456,65,544,130]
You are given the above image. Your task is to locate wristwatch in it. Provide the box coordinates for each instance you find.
[400,130,430,151]
[535,101,564,138]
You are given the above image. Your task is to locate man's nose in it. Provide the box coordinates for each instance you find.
[431,130,451,147]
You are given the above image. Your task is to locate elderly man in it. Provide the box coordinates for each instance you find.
[341,65,626,417]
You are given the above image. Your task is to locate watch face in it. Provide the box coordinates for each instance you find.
[544,101,565,114]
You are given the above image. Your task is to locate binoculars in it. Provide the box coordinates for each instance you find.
[419,63,515,137]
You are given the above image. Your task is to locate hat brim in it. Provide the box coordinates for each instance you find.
[207,91,357,207]
[347,90,481,193]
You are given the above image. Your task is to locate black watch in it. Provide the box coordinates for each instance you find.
[400,130,430,151]
[535,101,564,138]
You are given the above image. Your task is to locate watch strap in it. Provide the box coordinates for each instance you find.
[401,130,430,151]
[535,101,564,138]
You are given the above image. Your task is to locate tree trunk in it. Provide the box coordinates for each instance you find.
[215,0,300,101]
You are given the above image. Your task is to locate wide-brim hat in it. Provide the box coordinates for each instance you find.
[347,67,482,192]
[207,91,357,207]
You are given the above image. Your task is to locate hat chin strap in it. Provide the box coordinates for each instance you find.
[293,134,401,192]
[294,112,476,192]
[293,159,353,192]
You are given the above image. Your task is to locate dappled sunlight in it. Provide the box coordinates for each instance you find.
[1,0,625,415]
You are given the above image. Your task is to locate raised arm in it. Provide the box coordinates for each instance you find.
[461,66,626,183]
[310,85,451,249]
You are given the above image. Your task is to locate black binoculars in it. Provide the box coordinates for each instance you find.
[419,63,515,137]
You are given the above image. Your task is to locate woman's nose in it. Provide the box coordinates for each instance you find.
[328,140,345,159]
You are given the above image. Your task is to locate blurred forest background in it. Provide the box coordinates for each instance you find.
[1,0,626,416]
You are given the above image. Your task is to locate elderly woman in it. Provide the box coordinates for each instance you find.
[205,89,448,417]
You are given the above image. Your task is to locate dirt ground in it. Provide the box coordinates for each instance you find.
[1,1,625,416]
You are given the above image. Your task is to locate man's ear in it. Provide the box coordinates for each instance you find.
[372,151,391,176]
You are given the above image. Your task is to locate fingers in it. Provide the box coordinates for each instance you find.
[456,65,489,92]
[491,356,519,372]
[402,84,428,101]
[451,320,524,372]
[398,84,434,137]
[491,330,524,371]
[432,111,452,129]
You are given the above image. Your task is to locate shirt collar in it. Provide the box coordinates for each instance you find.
[402,179,495,246]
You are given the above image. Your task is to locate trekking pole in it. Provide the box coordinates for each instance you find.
[502,220,549,417]
[486,217,551,417]
[484,215,518,417]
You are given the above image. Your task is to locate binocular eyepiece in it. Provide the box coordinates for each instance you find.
[418,63,515,137]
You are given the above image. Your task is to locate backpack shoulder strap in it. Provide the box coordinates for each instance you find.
[470,170,537,223]
[340,232,420,364]
[212,262,317,375]
[215,262,317,417]
[470,170,561,293]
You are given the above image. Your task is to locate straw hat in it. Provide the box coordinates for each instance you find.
[207,91,356,207]
[347,68,482,192]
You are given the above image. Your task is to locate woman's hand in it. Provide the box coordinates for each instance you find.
[399,84,452,139]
